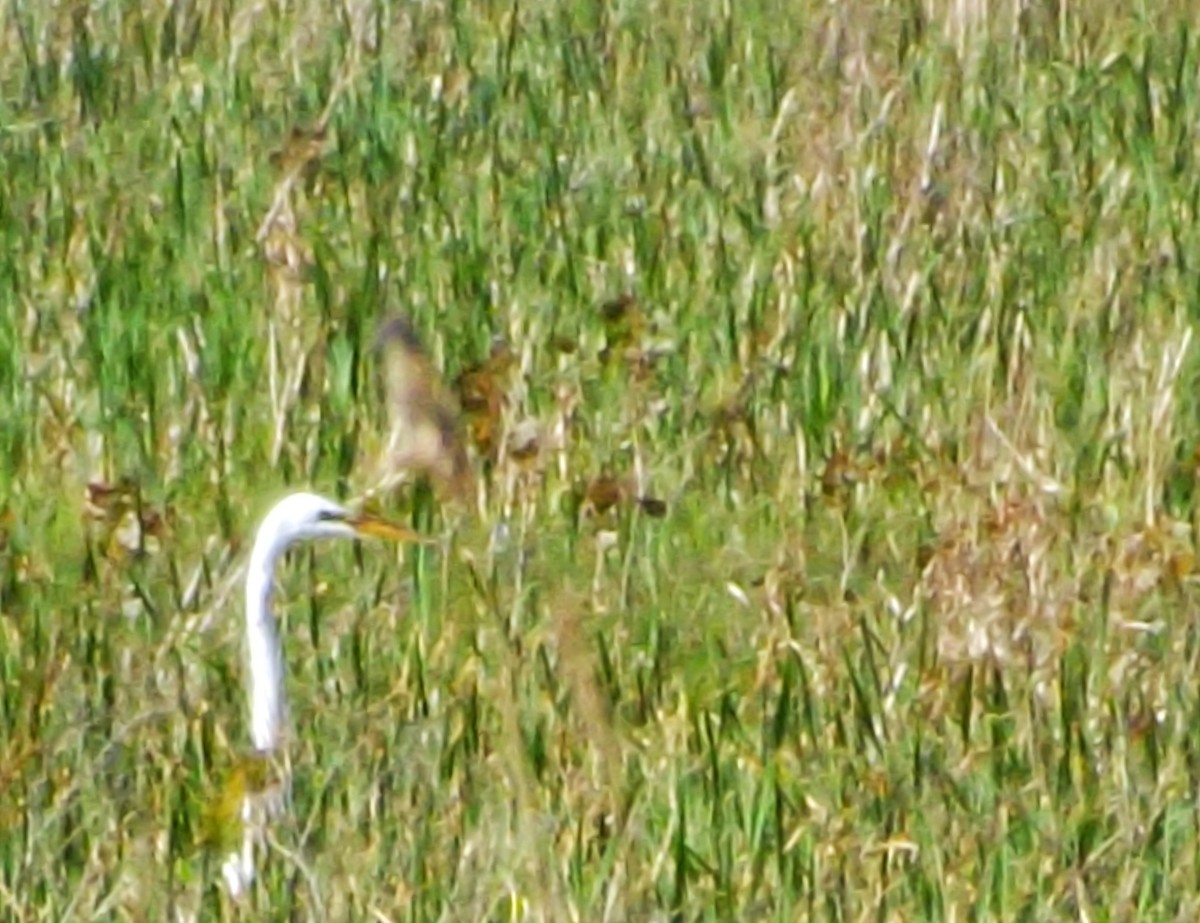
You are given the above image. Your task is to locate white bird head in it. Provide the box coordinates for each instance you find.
[254,491,421,555]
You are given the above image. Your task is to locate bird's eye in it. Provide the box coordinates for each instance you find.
[316,509,343,522]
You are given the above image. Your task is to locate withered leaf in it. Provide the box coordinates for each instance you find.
[584,472,624,517]
[268,126,328,175]
[636,496,668,518]
[599,294,646,355]
[454,337,514,460]
[581,471,667,519]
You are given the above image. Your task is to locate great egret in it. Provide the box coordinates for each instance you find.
[221,491,422,896]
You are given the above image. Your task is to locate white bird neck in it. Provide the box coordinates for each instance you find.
[245,529,289,752]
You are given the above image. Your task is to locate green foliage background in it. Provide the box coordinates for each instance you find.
[4,1,1200,920]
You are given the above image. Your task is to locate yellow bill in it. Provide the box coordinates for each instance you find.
[346,511,430,543]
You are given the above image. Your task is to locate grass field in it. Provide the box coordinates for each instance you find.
[4,1,1200,920]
